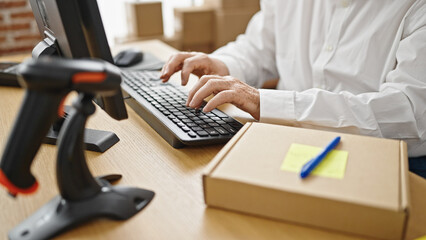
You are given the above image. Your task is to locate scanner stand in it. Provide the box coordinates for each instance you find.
[44,106,119,152]
[8,93,154,240]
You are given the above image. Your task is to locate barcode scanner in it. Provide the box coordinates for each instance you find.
[0,57,121,196]
[0,45,153,240]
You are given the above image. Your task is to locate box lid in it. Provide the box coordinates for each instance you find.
[206,122,409,212]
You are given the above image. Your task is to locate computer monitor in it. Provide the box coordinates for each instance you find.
[29,0,128,120]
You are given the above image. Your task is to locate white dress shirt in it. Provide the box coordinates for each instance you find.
[211,0,426,157]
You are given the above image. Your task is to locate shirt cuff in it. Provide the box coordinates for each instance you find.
[209,54,246,83]
[259,89,296,124]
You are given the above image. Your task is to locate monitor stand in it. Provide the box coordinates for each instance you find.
[34,39,120,152]
[45,106,119,152]
[0,63,21,87]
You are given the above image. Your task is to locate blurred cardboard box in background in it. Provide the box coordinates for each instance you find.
[204,0,260,10]
[126,1,164,38]
[213,8,258,49]
[182,42,214,53]
[116,34,182,51]
[173,1,260,52]
[174,6,214,46]
[124,0,260,53]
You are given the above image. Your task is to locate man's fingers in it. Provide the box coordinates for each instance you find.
[160,54,174,76]
[186,75,221,106]
[189,79,231,108]
[180,55,210,86]
[160,52,195,82]
[160,54,177,81]
[203,91,234,112]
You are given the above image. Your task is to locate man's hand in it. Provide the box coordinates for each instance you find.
[187,75,260,120]
[160,52,229,85]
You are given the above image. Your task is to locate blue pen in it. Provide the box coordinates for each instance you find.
[300,136,341,179]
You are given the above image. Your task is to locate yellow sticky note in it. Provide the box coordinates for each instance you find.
[414,236,426,240]
[281,143,348,179]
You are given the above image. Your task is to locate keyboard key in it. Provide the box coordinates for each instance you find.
[230,122,242,129]
[208,122,220,127]
[206,128,219,136]
[196,130,209,137]
[216,120,226,125]
[182,119,193,123]
[189,116,200,121]
[222,117,235,123]
[200,124,210,129]
[223,124,237,134]
[188,132,196,138]
[187,123,197,127]
[153,103,161,108]
[191,127,203,131]
[182,127,191,132]
[211,109,228,118]
[214,127,229,135]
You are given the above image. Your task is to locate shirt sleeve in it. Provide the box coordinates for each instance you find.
[209,0,279,88]
[260,3,426,157]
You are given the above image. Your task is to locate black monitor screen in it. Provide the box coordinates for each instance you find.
[30,0,128,120]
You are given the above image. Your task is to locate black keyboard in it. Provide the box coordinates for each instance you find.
[121,70,243,148]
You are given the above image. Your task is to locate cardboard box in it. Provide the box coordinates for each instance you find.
[182,43,214,53]
[116,34,182,50]
[405,172,426,239]
[214,8,258,49]
[174,6,214,45]
[203,122,410,240]
[204,0,260,10]
[162,34,183,50]
[126,1,164,38]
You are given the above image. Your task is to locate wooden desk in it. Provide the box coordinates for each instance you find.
[0,40,425,240]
